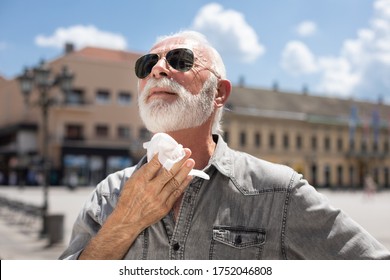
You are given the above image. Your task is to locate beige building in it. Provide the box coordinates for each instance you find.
[1,46,390,189]
[0,46,150,186]
[224,87,390,189]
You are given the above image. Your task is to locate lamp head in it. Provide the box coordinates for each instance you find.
[18,67,33,102]
[58,65,74,93]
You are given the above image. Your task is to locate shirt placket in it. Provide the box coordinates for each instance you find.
[169,178,203,259]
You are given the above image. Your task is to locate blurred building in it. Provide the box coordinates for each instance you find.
[224,87,390,189]
[0,45,390,188]
[0,45,150,186]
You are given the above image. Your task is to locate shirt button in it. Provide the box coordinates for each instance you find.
[172,243,180,251]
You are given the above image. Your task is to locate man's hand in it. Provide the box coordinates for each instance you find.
[116,148,194,229]
[78,148,194,259]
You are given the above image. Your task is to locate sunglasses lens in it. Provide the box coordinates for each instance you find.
[166,48,194,72]
[135,54,159,78]
[135,48,195,78]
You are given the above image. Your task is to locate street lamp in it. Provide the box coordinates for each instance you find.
[18,60,74,236]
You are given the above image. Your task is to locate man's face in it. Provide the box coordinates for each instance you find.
[137,38,218,133]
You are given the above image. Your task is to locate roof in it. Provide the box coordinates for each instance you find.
[228,86,390,127]
[67,46,142,63]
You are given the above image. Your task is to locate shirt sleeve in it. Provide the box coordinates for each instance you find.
[283,173,390,260]
[58,188,103,260]
[58,166,137,260]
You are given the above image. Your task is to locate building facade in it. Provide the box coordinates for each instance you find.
[0,46,150,186]
[1,46,389,188]
[223,87,390,189]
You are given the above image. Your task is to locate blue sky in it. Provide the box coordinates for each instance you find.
[1,0,389,103]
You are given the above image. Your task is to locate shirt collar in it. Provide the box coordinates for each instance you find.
[135,134,234,179]
[206,134,234,178]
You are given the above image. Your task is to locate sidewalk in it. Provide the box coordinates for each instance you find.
[0,185,94,259]
[0,186,389,259]
[0,217,66,260]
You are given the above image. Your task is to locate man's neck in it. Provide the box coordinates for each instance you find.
[166,124,216,170]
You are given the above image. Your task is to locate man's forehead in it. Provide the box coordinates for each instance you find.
[150,37,198,53]
[149,37,211,64]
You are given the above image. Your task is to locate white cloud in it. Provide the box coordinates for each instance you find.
[296,21,317,37]
[281,41,318,75]
[281,0,390,101]
[325,0,390,98]
[374,0,390,19]
[316,56,360,95]
[35,25,127,50]
[192,3,265,63]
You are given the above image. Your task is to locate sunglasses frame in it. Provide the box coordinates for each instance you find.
[135,48,195,79]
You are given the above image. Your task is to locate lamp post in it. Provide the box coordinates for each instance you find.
[18,60,74,236]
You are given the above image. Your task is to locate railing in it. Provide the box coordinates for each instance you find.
[0,196,44,227]
[0,196,64,245]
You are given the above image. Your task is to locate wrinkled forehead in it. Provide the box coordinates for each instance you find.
[150,37,211,61]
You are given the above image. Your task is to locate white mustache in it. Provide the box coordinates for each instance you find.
[141,77,187,101]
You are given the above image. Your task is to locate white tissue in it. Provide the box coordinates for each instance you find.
[143,133,210,180]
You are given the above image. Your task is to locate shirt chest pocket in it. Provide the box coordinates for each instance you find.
[210,226,266,260]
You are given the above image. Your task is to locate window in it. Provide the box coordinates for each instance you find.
[311,136,317,150]
[139,127,151,140]
[373,142,378,153]
[254,132,261,148]
[384,167,390,188]
[296,134,302,150]
[337,137,343,152]
[107,156,132,174]
[65,89,84,105]
[311,164,317,186]
[361,141,367,153]
[384,141,389,154]
[324,165,331,188]
[337,165,343,186]
[96,125,109,137]
[374,168,379,183]
[118,91,132,105]
[349,140,355,151]
[65,124,83,140]
[269,133,275,149]
[324,136,331,151]
[240,131,246,147]
[349,165,355,187]
[118,126,131,139]
[283,133,289,150]
[96,90,110,104]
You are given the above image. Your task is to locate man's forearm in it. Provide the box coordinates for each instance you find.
[78,211,144,260]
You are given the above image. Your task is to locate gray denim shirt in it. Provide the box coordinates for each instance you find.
[60,135,390,260]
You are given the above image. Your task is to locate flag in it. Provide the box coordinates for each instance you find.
[349,105,359,145]
[371,108,380,145]
[362,111,370,145]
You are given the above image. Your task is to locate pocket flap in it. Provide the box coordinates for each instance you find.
[212,226,266,249]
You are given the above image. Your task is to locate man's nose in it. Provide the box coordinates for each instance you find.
[151,57,169,78]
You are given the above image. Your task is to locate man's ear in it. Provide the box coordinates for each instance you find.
[214,79,231,109]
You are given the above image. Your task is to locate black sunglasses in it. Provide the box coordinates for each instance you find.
[135,48,195,79]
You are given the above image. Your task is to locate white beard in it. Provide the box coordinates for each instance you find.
[138,76,217,133]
